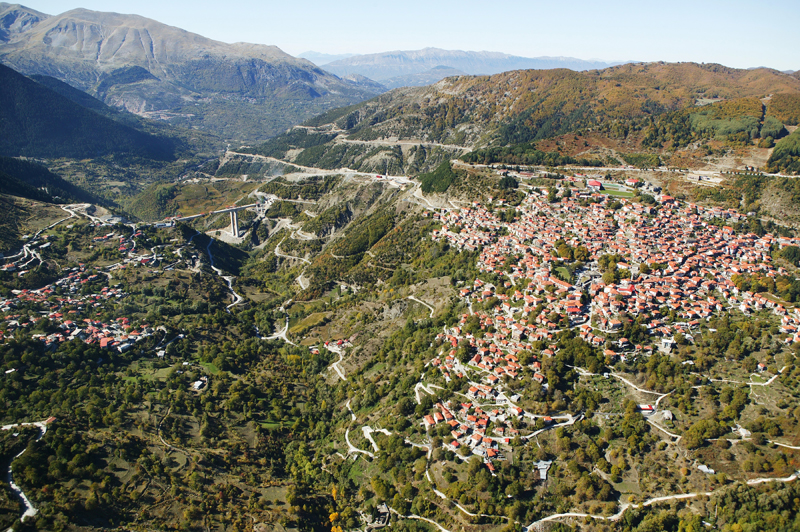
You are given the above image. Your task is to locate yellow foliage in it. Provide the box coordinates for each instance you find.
[768,94,800,126]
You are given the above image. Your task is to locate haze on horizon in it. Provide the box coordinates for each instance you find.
[16,0,800,71]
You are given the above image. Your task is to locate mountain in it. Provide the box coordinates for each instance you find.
[0,154,103,252]
[298,51,357,65]
[381,65,468,89]
[29,73,116,115]
[0,62,177,160]
[0,4,381,143]
[0,2,45,41]
[320,47,620,81]
[339,73,386,93]
[251,62,800,175]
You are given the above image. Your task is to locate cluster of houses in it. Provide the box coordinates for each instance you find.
[0,264,153,351]
[34,317,153,352]
[430,187,799,356]
[417,183,800,472]
[0,222,166,351]
[423,400,531,472]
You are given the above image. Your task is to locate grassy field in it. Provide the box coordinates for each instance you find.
[200,362,220,375]
[173,180,261,217]
[602,190,635,198]
[289,312,331,335]
[556,266,572,283]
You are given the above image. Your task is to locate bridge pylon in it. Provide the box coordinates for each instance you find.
[230,211,239,238]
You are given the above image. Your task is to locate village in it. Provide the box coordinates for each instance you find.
[0,223,164,352]
[413,178,800,473]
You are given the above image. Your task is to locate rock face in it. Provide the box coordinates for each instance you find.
[0,3,47,42]
[0,4,380,142]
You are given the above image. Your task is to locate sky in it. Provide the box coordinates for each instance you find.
[19,0,800,70]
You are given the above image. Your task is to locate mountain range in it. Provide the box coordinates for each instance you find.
[0,3,381,143]
[298,51,357,65]
[251,62,800,176]
[319,47,622,83]
[379,65,468,90]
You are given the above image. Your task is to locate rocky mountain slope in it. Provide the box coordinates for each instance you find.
[298,51,356,65]
[0,3,381,142]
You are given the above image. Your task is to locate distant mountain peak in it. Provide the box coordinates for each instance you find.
[299,51,356,66]
[0,2,49,41]
[0,6,382,142]
[322,48,622,82]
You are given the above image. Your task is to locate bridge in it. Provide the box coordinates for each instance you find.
[157,196,277,238]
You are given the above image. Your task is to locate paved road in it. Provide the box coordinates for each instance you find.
[265,316,296,346]
[205,238,245,309]
[274,237,311,264]
[522,471,800,530]
[327,346,346,380]
[345,428,374,458]
[336,136,471,153]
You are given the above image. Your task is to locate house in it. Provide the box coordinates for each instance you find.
[534,460,553,480]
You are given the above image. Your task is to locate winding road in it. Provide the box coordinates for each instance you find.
[1,420,52,522]
[328,347,346,381]
[345,428,374,458]
[522,471,800,530]
[274,237,311,264]
[407,296,435,318]
[264,316,296,346]
[205,238,245,309]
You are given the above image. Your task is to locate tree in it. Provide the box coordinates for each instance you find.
[499,176,518,189]
[574,245,590,262]
[780,245,800,264]
[602,269,618,285]
[505,481,523,498]
[396,397,415,416]
[759,136,775,148]
[557,244,573,260]
[468,456,483,475]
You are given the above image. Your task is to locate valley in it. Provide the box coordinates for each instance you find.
[4,155,800,531]
[0,10,800,530]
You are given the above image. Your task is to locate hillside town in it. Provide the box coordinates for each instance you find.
[431,185,800,353]
[0,224,161,350]
[419,182,800,471]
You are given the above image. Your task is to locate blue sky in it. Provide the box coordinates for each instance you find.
[23,0,800,70]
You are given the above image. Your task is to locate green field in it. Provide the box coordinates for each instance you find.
[602,189,635,198]
[199,361,219,375]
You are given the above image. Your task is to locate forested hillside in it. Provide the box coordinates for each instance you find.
[0,156,99,204]
[0,63,177,160]
[247,62,800,174]
[767,129,800,174]
[4,29,800,532]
